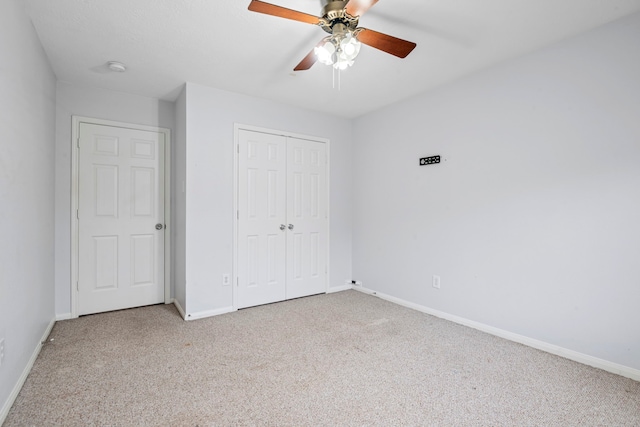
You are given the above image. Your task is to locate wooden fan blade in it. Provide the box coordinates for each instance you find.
[356,28,416,58]
[345,0,379,17]
[248,0,320,25]
[294,41,324,71]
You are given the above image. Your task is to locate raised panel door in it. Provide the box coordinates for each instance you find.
[237,130,287,308]
[78,123,164,315]
[285,138,327,300]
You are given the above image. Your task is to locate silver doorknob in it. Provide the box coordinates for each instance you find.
[280,224,286,231]
[288,224,294,230]
[155,223,163,230]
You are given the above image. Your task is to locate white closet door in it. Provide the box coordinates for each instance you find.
[236,130,328,309]
[237,130,288,309]
[78,123,165,315]
[285,138,327,299]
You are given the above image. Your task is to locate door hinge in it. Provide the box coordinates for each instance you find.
[77,138,80,149]
[76,209,79,220]
[237,144,240,154]
[76,281,79,291]
[237,210,239,220]
[236,277,239,287]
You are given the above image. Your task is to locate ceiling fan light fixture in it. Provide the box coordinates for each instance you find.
[333,59,352,70]
[314,38,336,65]
[247,0,417,72]
[314,31,361,70]
[339,33,361,60]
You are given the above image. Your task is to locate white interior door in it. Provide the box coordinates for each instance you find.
[286,138,327,300]
[236,129,327,309]
[78,123,165,315]
[237,130,287,309]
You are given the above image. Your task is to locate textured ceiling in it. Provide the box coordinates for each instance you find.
[22,0,640,118]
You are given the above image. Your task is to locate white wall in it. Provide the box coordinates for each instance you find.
[0,0,57,419]
[180,83,353,316]
[352,12,640,371]
[174,86,187,311]
[54,82,175,316]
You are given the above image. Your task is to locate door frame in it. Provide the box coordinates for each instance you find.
[70,116,172,318]
[232,123,330,310]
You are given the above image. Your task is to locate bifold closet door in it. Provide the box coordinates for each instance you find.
[237,130,288,309]
[285,137,327,300]
[237,130,327,309]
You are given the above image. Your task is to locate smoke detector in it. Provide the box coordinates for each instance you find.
[107,61,127,72]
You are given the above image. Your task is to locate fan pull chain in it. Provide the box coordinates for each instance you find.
[331,67,342,91]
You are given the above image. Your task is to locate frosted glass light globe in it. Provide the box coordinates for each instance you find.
[314,40,336,65]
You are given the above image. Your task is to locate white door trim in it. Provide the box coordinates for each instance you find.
[71,116,172,318]
[233,123,330,310]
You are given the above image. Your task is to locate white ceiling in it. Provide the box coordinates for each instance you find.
[23,0,640,118]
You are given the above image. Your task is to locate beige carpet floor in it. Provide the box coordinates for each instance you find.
[4,290,640,426]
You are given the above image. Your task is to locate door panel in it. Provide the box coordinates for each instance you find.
[94,165,118,217]
[131,234,155,286]
[237,130,287,308]
[286,138,327,300]
[131,167,155,216]
[94,235,118,289]
[78,123,164,315]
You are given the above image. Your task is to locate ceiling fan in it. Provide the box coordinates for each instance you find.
[248,0,417,71]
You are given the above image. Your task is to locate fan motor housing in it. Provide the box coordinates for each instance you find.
[319,0,358,33]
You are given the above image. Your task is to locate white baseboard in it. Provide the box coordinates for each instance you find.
[0,317,56,425]
[55,313,72,321]
[172,299,186,319]
[327,285,353,293]
[184,306,236,321]
[172,299,236,321]
[353,287,640,382]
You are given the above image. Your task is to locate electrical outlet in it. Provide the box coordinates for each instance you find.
[432,275,441,289]
[222,274,230,286]
[0,338,5,368]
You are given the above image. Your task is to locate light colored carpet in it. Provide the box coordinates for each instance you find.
[4,290,639,426]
